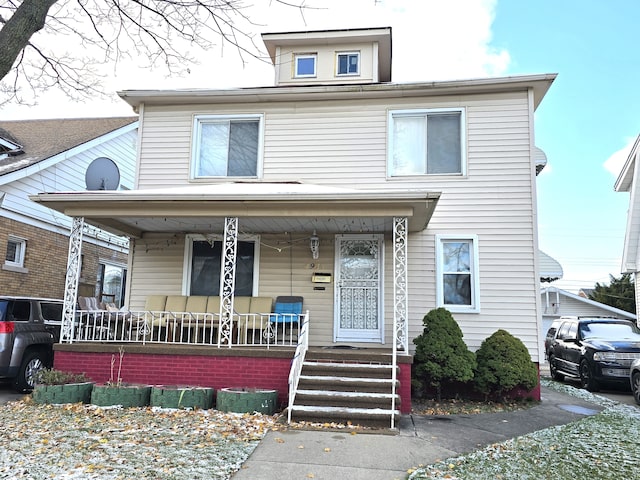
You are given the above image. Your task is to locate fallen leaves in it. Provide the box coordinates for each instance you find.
[0,399,281,479]
[411,397,534,416]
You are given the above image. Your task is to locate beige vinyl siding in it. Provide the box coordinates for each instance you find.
[136,112,193,187]
[127,234,187,310]
[133,90,542,360]
[3,130,136,231]
[276,42,376,85]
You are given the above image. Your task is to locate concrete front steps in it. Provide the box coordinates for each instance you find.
[288,357,401,429]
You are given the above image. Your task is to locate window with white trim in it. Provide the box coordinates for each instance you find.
[436,235,480,312]
[388,108,465,176]
[185,235,258,296]
[5,236,26,268]
[96,262,127,307]
[294,53,317,78]
[192,114,263,178]
[336,52,360,76]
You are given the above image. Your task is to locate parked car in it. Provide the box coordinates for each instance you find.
[0,296,63,392]
[631,359,640,405]
[544,318,563,361]
[546,316,640,392]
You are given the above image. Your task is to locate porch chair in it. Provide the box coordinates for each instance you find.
[77,296,114,341]
[264,296,303,343]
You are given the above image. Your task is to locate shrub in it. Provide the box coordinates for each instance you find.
[474,329,538,400]
[34,368,90,385]
[412,307,476,400]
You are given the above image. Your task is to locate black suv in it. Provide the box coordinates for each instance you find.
[0,296,63,392]
[547,316,640,392]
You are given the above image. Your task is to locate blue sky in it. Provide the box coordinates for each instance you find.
[491,1,640,292]
[3,0,638,293]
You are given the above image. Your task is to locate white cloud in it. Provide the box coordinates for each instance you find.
[2,0,508,119]
[604,136,638,177]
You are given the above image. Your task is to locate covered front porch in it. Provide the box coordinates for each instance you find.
[32,183,440,424]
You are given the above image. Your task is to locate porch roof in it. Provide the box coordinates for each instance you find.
[30,183,441,238]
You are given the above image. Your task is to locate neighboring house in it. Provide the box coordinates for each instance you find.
[540,286,636,356]
[31,27,556,424]
[0,117,137,304]
[578,288,594,299]
[615,134,640,323]
[539,250,563,283]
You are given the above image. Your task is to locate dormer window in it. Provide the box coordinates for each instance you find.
[336,52,360,76]
[294,53,317,78]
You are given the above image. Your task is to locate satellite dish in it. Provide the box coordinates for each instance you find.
[85,157,121,191]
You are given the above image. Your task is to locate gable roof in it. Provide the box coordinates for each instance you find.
[541,286,636,320]
[0,117,138,177]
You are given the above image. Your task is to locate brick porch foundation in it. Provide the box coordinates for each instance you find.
[53,344,413,413]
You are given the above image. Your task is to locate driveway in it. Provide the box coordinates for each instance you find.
[0,382,27,405]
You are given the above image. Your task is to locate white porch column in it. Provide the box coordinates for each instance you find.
[393,216,409,352]
[218,217,238,346]
[62,217,84,343]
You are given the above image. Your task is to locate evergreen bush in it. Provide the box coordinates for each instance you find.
[412,307,476,400]
[474,329,538,400]
[34,368,90,385]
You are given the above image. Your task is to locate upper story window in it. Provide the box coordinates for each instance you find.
[388,108,465,176]
[5,236,26,268]
[192,114,263,178]
[336,52,360,76]
[294,53,317,78]
[436,235,480,313]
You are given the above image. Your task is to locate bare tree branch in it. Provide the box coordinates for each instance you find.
[0,0,313,106]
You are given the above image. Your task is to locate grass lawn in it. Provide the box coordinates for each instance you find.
[408,379,640,479]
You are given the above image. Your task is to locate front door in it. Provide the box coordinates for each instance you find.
[334,234,384,343]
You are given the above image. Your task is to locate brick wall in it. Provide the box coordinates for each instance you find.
[0,218,127,299]
[54,351,415,412]
[398,363,412,413]
[54,351,292,405]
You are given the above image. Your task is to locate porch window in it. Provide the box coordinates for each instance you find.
[5,236,26,268]
[96,262,127,307]
[187,238,256,296]
[436,235,480,312]
[388,108,465,176]
[192,114,263,178]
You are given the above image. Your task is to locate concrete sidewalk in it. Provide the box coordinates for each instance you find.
[232,386,603,480]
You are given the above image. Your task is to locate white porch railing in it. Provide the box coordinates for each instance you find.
[68,309,308,348]
[287,312,309,423]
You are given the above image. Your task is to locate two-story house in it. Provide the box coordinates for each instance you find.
[615,134,640,321]
[32,27,555,427]
[1,117,137,303]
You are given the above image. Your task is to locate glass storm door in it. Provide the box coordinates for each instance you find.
[334,235,384,343]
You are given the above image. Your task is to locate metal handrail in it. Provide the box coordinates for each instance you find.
[287,310,310,424]
[391,331,398,429]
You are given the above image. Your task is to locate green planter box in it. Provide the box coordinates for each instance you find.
[216,388,278,414]
[32,382,94,404]
[91,385,151,407]
[150,386,214,409]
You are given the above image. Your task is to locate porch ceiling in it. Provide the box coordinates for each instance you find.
[30,183,441,238]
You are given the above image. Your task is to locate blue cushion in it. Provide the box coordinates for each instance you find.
[272,301,302,323]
